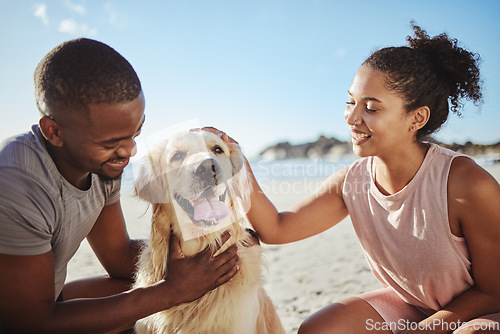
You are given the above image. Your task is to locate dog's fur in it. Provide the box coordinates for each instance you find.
[133,130,284,334]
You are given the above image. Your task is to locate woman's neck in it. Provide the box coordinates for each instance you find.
[373,142,429,195]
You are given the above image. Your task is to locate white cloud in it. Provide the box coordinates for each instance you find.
[33,3,49,26]
[58,19,98,36]
[64,0,86,15]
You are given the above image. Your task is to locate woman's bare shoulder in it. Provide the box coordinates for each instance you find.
[449,157,500,233]
[449,157,499,197]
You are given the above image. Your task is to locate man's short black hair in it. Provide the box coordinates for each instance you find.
[34,38,142,118]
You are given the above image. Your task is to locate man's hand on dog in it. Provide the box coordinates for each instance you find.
[163,230,239,305]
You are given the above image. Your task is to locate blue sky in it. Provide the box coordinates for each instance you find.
[1,0,499,158]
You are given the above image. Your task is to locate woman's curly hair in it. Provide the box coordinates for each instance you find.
[363,22,483,139]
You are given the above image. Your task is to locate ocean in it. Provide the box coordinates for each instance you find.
[122,154,498,194]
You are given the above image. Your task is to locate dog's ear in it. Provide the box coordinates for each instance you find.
[228,143,252,213]
[134,151,170,204]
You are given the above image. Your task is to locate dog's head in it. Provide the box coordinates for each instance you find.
[134,130,251,240]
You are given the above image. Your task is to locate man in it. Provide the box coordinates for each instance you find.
[0,38,239,333]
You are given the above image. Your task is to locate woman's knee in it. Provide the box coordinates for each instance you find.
[297,315,322,334]
[298,310,343,334]
[298,302,352,334]
[453,322,500,334]
[298,297,391,334]
[454,329,500,334]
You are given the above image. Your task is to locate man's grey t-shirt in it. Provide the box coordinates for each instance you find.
[0,125,121,298]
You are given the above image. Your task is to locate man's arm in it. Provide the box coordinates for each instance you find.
[0,231,238,333]
[86,200,142,279]
[62,200,141,300]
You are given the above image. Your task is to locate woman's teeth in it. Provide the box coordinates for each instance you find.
[352,132,370,141]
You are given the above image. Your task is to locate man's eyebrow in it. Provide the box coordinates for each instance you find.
[101,115,146,144]
[348,90,382,103]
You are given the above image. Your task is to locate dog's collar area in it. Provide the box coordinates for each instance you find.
[174,190,228,227]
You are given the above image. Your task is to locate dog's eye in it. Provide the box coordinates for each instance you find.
[212,145,224,154]
[171,152,185,162]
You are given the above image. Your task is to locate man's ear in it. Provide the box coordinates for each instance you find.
[39,116,64,147]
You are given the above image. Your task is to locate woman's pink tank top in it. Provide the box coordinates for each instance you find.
[343,143,474,311]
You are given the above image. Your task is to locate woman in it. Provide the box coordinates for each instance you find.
[207,24,500,333]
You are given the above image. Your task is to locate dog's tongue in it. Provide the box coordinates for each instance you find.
[193,192,230,223]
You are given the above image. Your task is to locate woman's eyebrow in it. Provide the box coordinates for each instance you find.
[348,90,382,103]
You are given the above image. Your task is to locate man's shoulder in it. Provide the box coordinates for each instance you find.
[1,127,38,163]
[1,126,51,171]
[0,126,61,190]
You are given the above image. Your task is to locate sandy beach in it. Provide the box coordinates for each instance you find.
[66,163,500,333]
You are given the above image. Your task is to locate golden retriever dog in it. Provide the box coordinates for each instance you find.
[133,130,284,334]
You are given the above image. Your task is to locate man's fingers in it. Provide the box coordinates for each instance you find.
[213,244,238,269]
[168,231,184,260]
[214,261,239,287]
[216,250,239,274]
[203,230,232,258]
[219,230,232,248]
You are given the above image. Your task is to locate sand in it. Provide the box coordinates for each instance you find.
[66,163,500,334]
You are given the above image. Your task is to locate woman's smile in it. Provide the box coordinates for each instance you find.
[351,129,371,145]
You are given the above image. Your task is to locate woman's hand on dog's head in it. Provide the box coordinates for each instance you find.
[163,230,239,306]
[191,126,239,145]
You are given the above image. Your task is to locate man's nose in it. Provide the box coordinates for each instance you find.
[116,138,137,158]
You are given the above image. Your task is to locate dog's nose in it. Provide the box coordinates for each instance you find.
[195,159,220,178]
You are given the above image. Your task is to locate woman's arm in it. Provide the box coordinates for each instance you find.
[405,157,500,334]
[246,162,349,244]
[200,127,350,245]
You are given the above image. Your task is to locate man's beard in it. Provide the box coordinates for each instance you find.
[96,166,124,182]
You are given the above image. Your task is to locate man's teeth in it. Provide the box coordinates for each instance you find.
[352,132,370,140]
[109,160,126,164]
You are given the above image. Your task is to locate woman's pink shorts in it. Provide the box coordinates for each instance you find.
[357,288,500,334]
